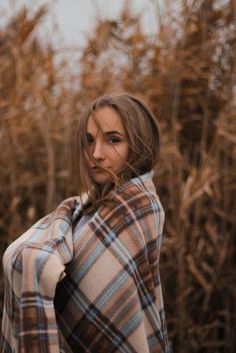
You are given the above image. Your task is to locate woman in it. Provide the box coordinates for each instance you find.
[1,93,170,353]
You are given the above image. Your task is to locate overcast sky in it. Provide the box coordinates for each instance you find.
[1,0,160,48]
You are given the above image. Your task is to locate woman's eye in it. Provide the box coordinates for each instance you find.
[108,136,121,144]
[86,134,94,145]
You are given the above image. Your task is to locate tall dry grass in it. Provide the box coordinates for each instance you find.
[0,1,235,352]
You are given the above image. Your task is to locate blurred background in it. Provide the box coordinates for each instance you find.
[0,0,235,352]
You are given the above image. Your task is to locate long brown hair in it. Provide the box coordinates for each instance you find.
[75,92,160,211]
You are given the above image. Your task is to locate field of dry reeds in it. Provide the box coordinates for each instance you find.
[0,1,235,352]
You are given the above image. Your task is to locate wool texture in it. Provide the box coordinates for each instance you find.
[1,172,170,353]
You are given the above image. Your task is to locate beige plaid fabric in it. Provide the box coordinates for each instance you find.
[1,172,170,353]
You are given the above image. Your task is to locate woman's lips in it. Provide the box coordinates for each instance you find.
[92,166,109,171]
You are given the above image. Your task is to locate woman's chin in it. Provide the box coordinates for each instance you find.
[92,173,111,184]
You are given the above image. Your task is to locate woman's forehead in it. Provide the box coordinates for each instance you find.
[87,106,126,134]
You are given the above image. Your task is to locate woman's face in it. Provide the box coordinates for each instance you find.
[85,106,129,184]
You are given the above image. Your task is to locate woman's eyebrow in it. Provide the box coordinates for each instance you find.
[105,130,124,136]
[86,130,125,136]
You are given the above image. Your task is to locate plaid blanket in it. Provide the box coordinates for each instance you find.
[1,172,170,353]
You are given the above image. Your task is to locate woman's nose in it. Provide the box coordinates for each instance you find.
[92,142,105,160]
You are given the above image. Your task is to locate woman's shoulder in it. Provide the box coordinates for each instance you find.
[117,171,161,201]
[101,171,163,218]
[3,196,80,276]
[3,196,80,257]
